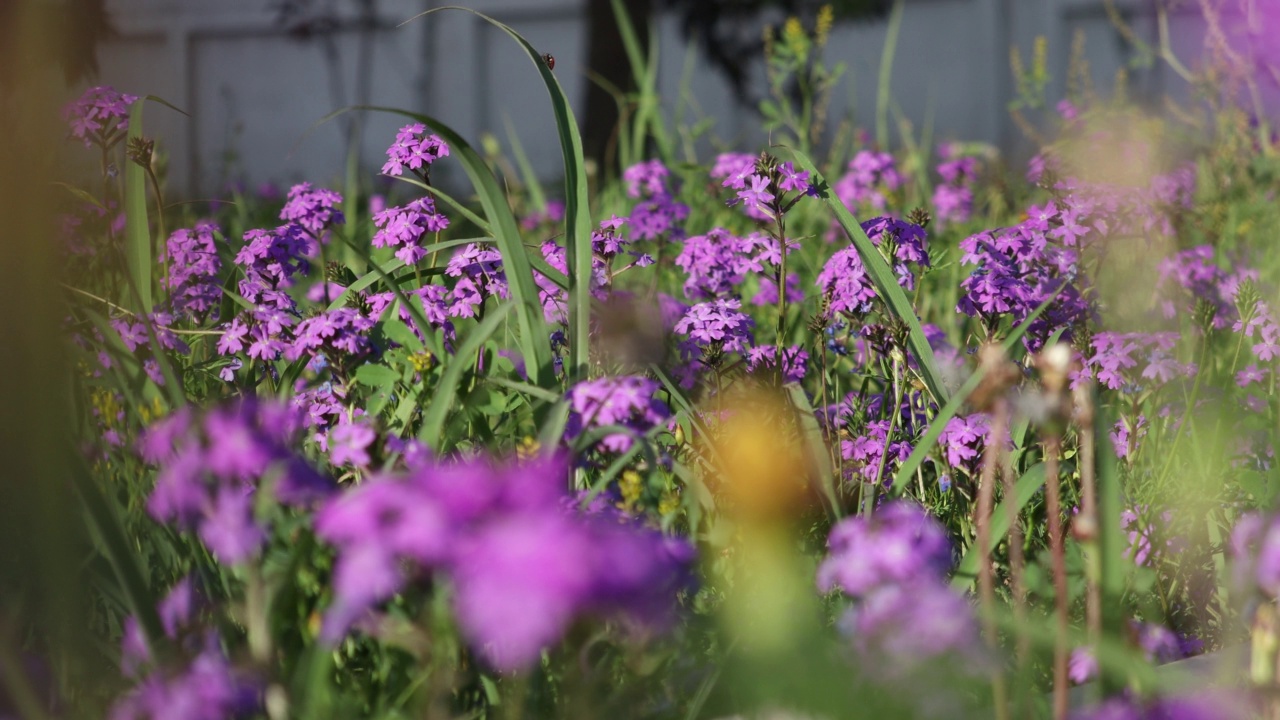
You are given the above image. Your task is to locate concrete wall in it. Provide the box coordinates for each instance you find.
[92,0,1204,196]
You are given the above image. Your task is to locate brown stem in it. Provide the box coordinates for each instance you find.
[1076,387,1102,645]
[977,400,1010,720]
[1045,434,1069,720]
[1002,412,1028,676]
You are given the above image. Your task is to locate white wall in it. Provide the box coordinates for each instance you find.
[93,0,1204,196]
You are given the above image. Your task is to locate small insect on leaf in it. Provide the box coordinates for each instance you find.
[542,53,555,70]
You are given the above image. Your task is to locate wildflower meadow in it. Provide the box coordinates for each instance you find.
[9,2,1280,719]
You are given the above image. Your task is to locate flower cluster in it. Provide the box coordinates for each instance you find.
[139,399,332,564]
[280,182,344,243]
[111,313,191,386]
[163,222,223,320]
[937,413,991,478]
[839,418,912,485]
[315,453,693,670]
[623,160,689,240]
[64,85,138,148]
[745,345,809,384]
[1229,510,1280,602]
[371,196,451,265]
[285,307,377,366]
[818,503,980,677]
[674,228,777,300]
[1155,245,1250,330]
[717,154,812,219]
[957,201,1092,349]
[110,646,262,720]
[234,225,312,310]
[816,216,930,318]
[565,375,671,454]
[674,299,755,358]
[833,150,904,214]
[932,144,979,225]
[1087,332,1192,391]
[446,243,509,318]
[381,123,450,177]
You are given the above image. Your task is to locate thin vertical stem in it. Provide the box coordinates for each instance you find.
[977,400,1009,720]
[1076,387,1101,646]
[1045,434,1069,720]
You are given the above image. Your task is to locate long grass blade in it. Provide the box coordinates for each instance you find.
[402,7,593,381]
[889,291,1059,494]
[788,147,949,404]
[951,463,1046,590]
[123,101,152,313]
[323,105,554,386]
[418,302,514,449]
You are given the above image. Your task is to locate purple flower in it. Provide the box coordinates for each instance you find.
[777,161,810,193]
[817,216,929,316]
[837,579,984,678]
[140,399,332,563]
[280,182,344,242]
[622,159,670,198]
[109,647,262,720]
[328,420,376,467]
[234,225,311,310]
[1229,511,1280,601]
[746,345,809,383]
[1238,363,1267,387]
[372,197,450,266]
[833,150,903,214]
[163,222,223,320]
[446,243,509,317]
[937,414,990,475]
[750,273,804,307]
[736,174,775,215]
[64,85,137,147]
[711,153,771,220]
[817,502,952,597]
[674,299,754,355]
[381,123,449,177]
[565,376,670,454]
[285,308,376,364]
[314,453,694,668]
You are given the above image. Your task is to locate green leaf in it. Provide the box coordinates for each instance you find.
[405,7,593,380]
[123,100,152,313]
[889,289,1061,495]
[71,457,166,655]
[355,363,401,389]
[381,318,425,353]
[786,383,841,519]
[951,463,1046,590]
[788,147,949,405]
[418,303,513,449]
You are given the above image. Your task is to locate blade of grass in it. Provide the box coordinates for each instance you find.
[71,456,166,653]
[402,8,593,381]
[418,302,513,449]
[123,100,152,313]
[788,147,949,404]
[389,174,490,233]
[504,116,547,213]
[322,105,554,387]
[951,463,1046,590]
[786,383,842,520]
[875,0,905,149]
[888,280,1061,494]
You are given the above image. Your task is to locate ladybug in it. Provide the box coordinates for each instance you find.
[542,53,555,70]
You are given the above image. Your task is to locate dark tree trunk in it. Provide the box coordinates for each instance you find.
[583,0,651,176]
